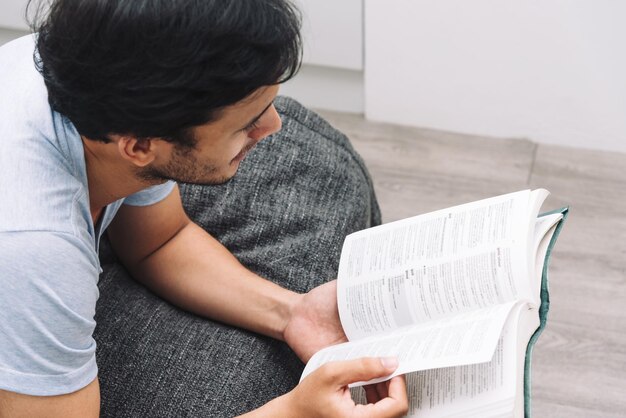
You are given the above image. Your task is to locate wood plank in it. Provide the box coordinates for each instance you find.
[316,109,537,222]
[529,143,626,416]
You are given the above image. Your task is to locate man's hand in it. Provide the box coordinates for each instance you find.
[239,357,408,418]
[283,280,347,362]
[286,358,408,418]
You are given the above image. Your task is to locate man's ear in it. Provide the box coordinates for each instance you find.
[116,136,158,167]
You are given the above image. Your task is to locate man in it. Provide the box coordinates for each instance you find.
[0,0,408,416]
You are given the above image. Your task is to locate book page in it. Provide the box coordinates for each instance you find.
[301,301,519,386]
[348,303,538,418]
[338,191,536,340]
[532,214,562,303]
[351,339,513,418]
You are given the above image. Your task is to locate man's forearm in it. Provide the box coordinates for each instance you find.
[121,221,303,340]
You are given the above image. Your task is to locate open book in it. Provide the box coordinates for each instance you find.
[301,189,568,418]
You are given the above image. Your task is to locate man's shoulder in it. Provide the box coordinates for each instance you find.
[0,143,93,249]
[0,35,50,118]
[0,158,90,238]
[0,35,91,240]
[0,34,74,158]
[0,34,37,65]
[0,229,100,272]
[0,180,91,246]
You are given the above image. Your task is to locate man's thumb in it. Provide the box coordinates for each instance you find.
[320,357,399,387]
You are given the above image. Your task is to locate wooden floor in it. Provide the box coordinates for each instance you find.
[317,109,626,418]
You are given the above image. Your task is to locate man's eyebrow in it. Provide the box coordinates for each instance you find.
[239,100,274,130]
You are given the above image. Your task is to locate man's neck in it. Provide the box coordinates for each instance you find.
[81,136,153,223]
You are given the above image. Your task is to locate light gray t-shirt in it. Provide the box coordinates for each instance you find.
[0,35,176,396]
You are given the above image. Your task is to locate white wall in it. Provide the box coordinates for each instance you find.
[0,0,29,46]
[281,0,364,112]
[0,0,29,30]
[294,0,363,71]
[365,0,626,153]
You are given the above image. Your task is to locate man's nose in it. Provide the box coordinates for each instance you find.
[249,105,282,141]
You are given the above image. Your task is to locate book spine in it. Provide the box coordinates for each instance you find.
[524,207,569,418]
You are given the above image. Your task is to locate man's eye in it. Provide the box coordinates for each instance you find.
[243,120,261,133]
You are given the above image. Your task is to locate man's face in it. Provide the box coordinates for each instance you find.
[142,85,281,185]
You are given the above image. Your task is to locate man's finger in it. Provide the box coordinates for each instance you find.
[352,376,409,418]
[364,384,381,403]
[375,380,388,400]
[319,357,399,387]
[365,376,409,418]
[386,375,408,405]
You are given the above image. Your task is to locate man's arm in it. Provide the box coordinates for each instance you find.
[107,185,310,343]
[0,379,100,418]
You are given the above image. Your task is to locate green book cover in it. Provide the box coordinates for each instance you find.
[524,207,569,417]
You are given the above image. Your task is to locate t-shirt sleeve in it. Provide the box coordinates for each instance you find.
[0,231,100,396]
[123,181,176,206]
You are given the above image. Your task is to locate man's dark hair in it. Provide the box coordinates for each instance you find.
[28,0,302,145]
